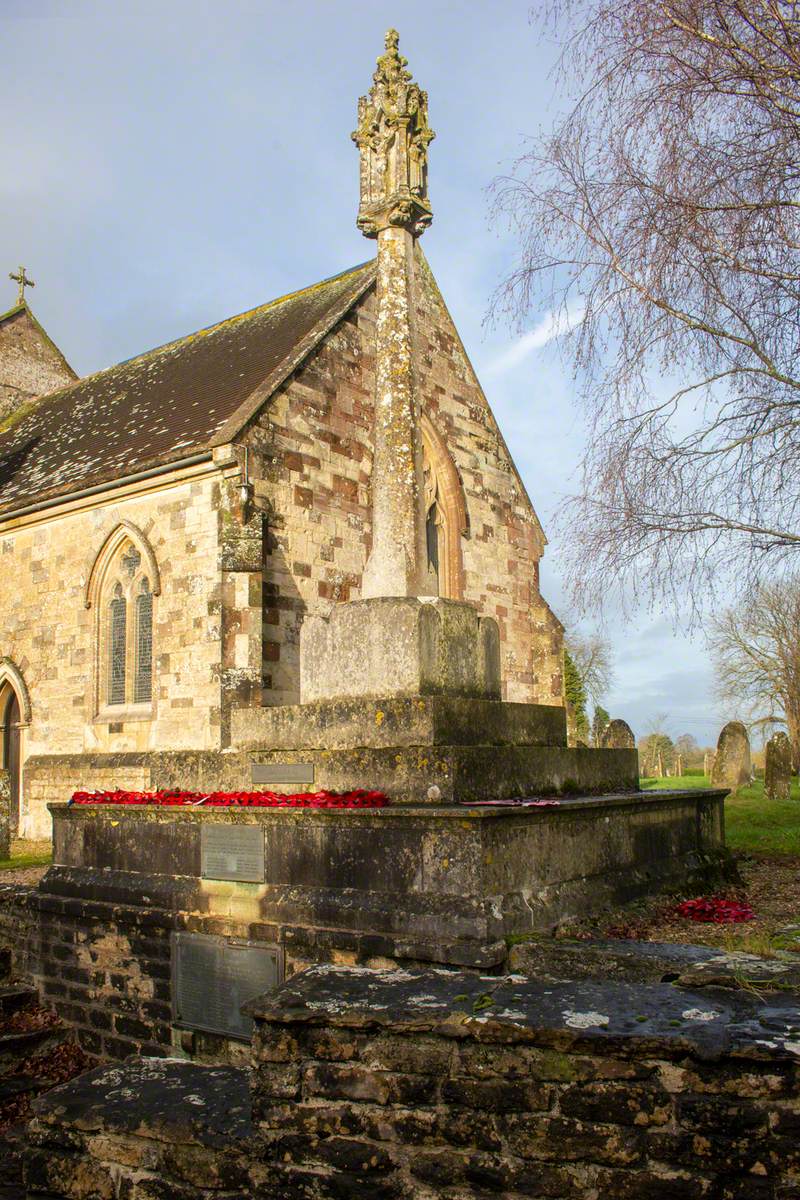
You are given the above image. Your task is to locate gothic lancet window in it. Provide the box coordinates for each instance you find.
[421,418,468,600]
[134,578,153,704]
[108,584,127,705]
[97,538,156,713]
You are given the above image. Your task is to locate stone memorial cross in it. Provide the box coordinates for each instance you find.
[352,29,437,599]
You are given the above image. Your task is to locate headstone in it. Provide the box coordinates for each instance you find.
[601,719,635,750]
[703,751,714,779]
[710,721,751,789]
[0,769,9,860]
[765,731,792,802]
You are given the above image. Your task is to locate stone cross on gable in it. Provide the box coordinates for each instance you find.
[9,266,35,306]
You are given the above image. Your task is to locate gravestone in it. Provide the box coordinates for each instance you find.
[704,751,714,779]
[0,768,10,860]
[765,731,792,802]
[601,719,635,750]
[711,721,751,789]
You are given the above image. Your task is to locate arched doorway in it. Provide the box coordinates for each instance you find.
[1,687,21,838]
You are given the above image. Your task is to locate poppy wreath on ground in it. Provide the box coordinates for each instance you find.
[674,896,756,923]
[70,789,390,809]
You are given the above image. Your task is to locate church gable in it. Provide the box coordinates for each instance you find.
[0,303,76,429]
[240,265,562,707]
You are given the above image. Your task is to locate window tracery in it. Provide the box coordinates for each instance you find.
[97,538,155,712]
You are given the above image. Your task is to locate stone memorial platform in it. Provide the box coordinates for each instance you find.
[0,784,730,1061]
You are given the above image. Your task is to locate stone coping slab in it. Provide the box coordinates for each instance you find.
[32,1058,251,1145]
[48,788,727,823]
[509,937,800,991]
[245,963,800,1062]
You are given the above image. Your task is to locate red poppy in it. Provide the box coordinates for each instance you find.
[674,896,755,923]
[70,788,389,809]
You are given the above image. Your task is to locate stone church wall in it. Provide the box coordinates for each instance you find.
[242,250,563,709]
[0,307,76,427]
[0,475,226,837]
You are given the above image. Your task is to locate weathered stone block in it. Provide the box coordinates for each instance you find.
[299,596,500,703]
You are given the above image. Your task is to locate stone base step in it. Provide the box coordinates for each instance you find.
[232,694,568,752]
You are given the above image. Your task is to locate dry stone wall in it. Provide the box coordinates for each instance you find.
[20,962,800,1200]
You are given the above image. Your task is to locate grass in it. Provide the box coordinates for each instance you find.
[0,851,51,871]
[642,775,800,857]
[0,838,52,873]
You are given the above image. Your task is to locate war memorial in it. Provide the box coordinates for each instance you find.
[0,30,798,1200]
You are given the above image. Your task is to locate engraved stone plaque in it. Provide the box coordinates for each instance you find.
[172,932,282,1040]
[251,761,315,786]
[201,824,265,882]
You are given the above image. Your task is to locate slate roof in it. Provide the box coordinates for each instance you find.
[0,261,376,515]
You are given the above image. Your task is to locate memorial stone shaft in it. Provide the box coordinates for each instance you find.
[353,30,436,598]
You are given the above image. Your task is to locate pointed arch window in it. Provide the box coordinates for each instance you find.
[134,578,153,704]
[108,584,127,705]
[96,537,157,716]
[421,418,468,600]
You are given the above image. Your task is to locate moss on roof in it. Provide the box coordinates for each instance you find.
[0,261,376,513]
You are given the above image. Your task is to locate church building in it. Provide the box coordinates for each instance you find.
[0,32,564,841]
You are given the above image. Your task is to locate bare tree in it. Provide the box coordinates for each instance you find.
[708,575,800,767]
[493,2,800,612]
[565,630,614,703]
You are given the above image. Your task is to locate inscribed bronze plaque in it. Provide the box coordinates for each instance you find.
[251,761,315,786]
[201,824,265,882]
[171,932,282,1040]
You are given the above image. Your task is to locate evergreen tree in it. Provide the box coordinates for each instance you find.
[592,705,610,747]
[564,649,589,744]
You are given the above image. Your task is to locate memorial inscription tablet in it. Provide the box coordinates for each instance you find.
[172,932,282,1040]
[251,761,315,786]
[201,825,265,882]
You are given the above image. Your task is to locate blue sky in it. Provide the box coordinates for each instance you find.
[0,0,726,748]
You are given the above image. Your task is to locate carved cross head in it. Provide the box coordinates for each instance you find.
[352,29,435,238]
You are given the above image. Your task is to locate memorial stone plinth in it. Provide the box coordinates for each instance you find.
[300,596,500,703]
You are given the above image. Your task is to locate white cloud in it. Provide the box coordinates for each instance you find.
[485,303,585,376]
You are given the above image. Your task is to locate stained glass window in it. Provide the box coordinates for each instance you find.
[134,578,153,704]
[108,584,127,705]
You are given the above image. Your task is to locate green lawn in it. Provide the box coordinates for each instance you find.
[0,838,52,872]
[642,775,800,856]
